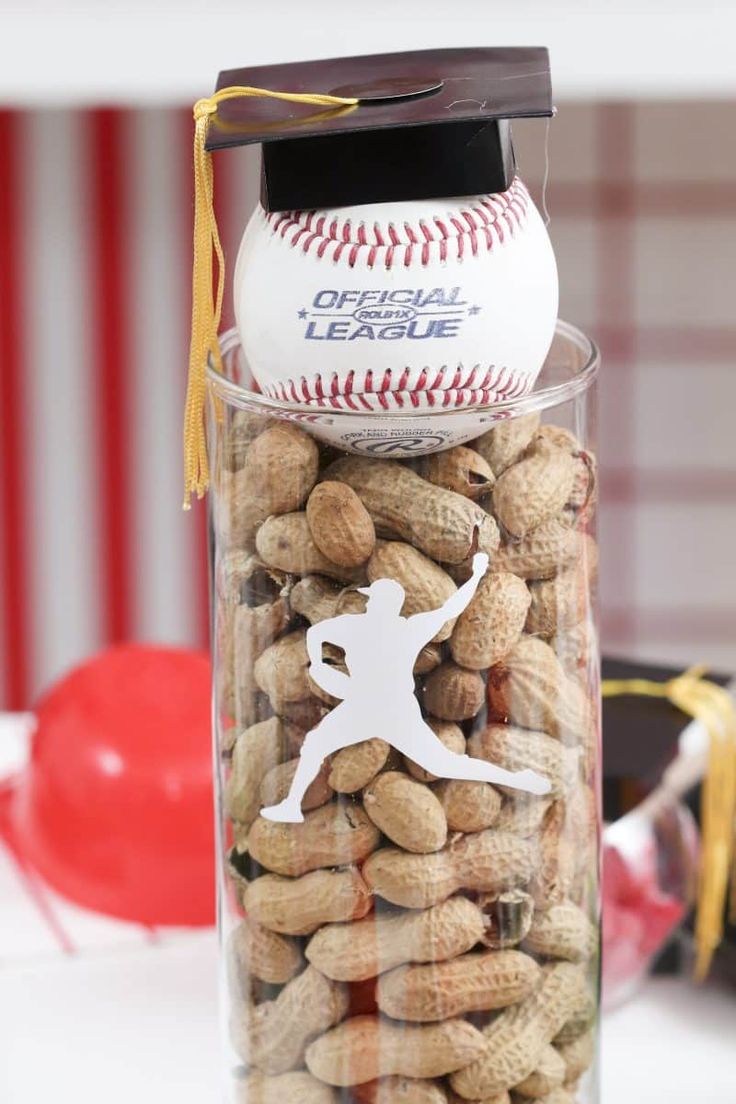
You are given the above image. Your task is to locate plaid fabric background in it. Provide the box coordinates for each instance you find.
[1,102,734,709]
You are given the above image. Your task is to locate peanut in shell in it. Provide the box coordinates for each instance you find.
[467,725,573,800]
[473,413,540,476]
[363,770,448,853]
[230,964,348,1074]
[450,571,531,669]
[227,917,303,988]
[327,456,495,564]
[423,661,485,721]
[290,575,342,624]
[486,636,590,743]
[247,801,380,877]
[243,421,320,516]
[306,896,485,982]
[329,738,391,792]
[433,778,502,833]
[404,718,465,783]
[363,829,539,909]
[306,480,376,567]
[526,570,590,638]
[218,467,272,550]
[449,962,588,1098]
[530,802,578,908]
[441,512,501,584]
[242,866,372,936]
[414,641,443,675]
[253,628,313,711]
[306,1015,486,1086]
[259,756,333,813]
[221,424,319,548]
[225,716,303,828]
[565,450,597,521]
[495,794,554,838]
[524,902,598,963]
[492,447,576,540]
[493,517,584,582]
[419,446,495,500]
[526,425,580,456]
[376,948,541,1021]
[256,513,368,583]
[368,540,459,641]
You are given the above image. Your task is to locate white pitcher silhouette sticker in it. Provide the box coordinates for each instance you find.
[261,552,551,823]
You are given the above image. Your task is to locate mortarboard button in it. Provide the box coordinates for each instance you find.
[328,76,445,102]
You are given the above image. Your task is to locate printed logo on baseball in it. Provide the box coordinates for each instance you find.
[234,178,558,452]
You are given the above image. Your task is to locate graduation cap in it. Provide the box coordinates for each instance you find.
[601,657,736,980]
[184,47,553,503]
[207,48,553,211]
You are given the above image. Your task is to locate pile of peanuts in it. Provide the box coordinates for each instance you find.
[213,408,600,1104]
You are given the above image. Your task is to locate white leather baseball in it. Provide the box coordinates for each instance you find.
[234,178,558,414]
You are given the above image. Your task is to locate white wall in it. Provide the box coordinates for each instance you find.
[2,0,736,104]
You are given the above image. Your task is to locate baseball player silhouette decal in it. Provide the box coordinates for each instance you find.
[261,552,551,823]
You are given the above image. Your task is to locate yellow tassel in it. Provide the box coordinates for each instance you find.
[602,665,736,979]
[183,85,358,508]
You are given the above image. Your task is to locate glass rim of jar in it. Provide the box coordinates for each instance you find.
[207,319,599,420]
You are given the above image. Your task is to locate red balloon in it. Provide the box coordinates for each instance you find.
[11,645,215,926]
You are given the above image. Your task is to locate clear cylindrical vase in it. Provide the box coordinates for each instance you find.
[208,321,601,1104]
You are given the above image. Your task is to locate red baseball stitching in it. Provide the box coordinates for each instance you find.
[263,179,531,269]
[262,361,532,410]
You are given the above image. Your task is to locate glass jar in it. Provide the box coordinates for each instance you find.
[208,321,601,1104]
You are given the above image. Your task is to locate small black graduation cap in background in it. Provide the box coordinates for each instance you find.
[206,48,553,212]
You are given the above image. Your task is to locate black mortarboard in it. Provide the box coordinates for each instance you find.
[206,48,553,211]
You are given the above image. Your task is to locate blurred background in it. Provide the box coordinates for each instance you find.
[1,3,735,1100]
[1,0,736,710]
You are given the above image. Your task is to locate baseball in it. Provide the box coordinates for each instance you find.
[234,178,558,418]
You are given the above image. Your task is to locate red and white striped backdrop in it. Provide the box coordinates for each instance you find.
[0,108,258,709]
[1,101,735,708]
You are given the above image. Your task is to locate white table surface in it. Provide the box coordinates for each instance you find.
[1,928,734,1103]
